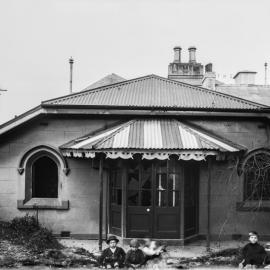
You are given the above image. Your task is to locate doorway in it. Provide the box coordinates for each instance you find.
[126,159,181,239]
[109,159,199,239]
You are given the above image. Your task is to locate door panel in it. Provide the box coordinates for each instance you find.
[126,160,153,238]
[154,161,180,239]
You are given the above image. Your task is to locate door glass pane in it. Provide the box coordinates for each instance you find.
[128,190,139,206]
[111,189,116,203]
[156,173,167,191]
[141,174,151,189]
[141,190,151,206]
[168,173,180,190]
[116,189,122,205]
[156,190,166,207]
[115,171,122,188]
[128,172,139,189]
[142,162,152,189]
[157,161,167,174]
[168,191,179,207]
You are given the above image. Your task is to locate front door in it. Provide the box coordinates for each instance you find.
[126,159,181,239]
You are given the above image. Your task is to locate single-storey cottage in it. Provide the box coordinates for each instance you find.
[1,48,270,248]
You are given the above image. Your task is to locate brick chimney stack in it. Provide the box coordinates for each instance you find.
[202,63,216,90]
[188,46,196,63]
[173,46,182,62]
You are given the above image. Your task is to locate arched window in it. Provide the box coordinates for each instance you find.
[243,151,270,201]
[17,145,70,210]
[32,156,58,198]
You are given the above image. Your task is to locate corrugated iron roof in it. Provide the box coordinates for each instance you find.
[61,119,243,153]
[43,75,266,110]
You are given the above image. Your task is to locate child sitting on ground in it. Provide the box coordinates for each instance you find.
[239,231,268,269]
[124,239,145,269]
[99,235,126,269]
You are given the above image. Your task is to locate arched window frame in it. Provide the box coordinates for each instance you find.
[17,145,69,210]
[237,148,270,211]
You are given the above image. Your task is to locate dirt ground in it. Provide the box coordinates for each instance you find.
[0,238,251,269]
[59,238,246,257]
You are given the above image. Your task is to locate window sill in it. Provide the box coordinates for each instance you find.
[236,201,270,212]
[17,198,69,210]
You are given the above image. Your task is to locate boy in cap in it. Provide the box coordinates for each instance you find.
[125,239,145,269]
[239,231,268,268]
[99,235,126,269]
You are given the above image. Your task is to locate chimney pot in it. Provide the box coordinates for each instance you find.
[205,63,213,73]
[188,46,197,63]
[173,46,182,62]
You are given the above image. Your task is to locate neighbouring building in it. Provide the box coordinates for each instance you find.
[0,48,270,246]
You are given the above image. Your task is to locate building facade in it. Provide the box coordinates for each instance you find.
[0,57,270,244]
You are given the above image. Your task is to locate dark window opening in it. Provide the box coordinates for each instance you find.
[244,153,270,201]
[32,156,58,198]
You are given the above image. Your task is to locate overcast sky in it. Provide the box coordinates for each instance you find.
[0,0,269,124]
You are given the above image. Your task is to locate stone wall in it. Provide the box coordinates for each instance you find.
[0,116,269,239]
[194,119,270,239]
[0,116,119,236]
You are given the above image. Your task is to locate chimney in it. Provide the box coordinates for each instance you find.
[202,63,216,90]
[233,71,256,85]
[173,46,182,62]
[188,46,196,63]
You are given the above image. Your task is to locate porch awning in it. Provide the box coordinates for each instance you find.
[60,119,244,161]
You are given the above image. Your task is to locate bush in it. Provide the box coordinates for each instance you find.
[0,214,62,253]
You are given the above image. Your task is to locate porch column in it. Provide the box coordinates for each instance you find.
[99,155,104,251]
[206,157,212,251]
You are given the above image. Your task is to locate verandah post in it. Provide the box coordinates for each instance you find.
[99,155,104,251]
[206,157,212,251]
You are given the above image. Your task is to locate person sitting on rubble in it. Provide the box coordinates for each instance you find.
[99,235,126,269]
[239,231,268,269]
[124,239,145,269]
[142,239,166,261]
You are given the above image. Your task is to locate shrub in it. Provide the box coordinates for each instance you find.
[0,214,62,253]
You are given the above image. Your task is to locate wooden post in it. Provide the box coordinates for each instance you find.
[206,157,212,251]
[99,155,104,251]
[121,161,127,238]
[105,172,109,242]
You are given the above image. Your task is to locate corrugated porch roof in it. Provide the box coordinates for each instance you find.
[60,119,245,160]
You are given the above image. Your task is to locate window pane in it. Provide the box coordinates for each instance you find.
[244,153,270,201]
[141,190,151,206]
[32,156,58,198]
[128,190,139,206]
